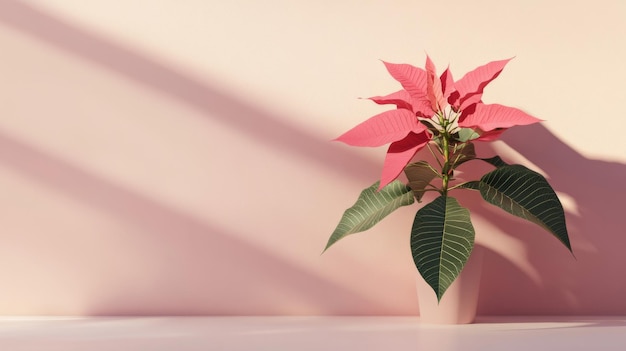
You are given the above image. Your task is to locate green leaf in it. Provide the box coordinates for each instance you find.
[480,155,509,168]
[324,180,415,252]
[455,180,480,190]
[404,161,438,202]
[411,196,475,301]
[456,128,480,142]
[478,165,572,251]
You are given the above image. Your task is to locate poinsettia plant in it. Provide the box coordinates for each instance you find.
[324,56,572,301]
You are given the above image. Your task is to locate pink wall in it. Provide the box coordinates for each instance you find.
[0,0,624,315]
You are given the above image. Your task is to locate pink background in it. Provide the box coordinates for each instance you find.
[0,0,625,315]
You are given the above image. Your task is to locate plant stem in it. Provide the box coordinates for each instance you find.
[441,132,450,196]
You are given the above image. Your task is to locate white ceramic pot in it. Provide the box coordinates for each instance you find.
[416,244,484,324]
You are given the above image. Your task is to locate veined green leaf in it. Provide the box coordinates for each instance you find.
[411,196,475,301]
[478,165,572,251]
[404,161,438,202]
[480,155,508,168]
[324,180,414,252]
[455,180,480,190]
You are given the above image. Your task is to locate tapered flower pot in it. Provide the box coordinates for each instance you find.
[416,245,484,324]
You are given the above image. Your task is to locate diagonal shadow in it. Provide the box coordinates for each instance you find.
[0,0,376,183]
[0,0,404,316]
[0,130,389,315]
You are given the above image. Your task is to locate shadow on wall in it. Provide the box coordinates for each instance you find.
[473,124,626,315]
[0,0,374,183]
[0,0,385,315]
[1,0,625,315]
[0,130,384,315]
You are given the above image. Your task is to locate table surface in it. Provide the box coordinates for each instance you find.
[0,316,625,350]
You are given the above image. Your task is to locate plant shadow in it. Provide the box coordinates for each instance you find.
[469,123,626,315]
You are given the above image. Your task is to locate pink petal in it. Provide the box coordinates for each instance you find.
[425,55,446,111]
[369,91,432,118]
[459,103,543,131]
[367,90,413,111]
[475,128,507,141]
[458,102,477,123]
[335,109,424,147]
[440,66,455,101]
[451,58,513,109]
[409,98,434,118]
[382,61,430,101]
[379,132,431,189]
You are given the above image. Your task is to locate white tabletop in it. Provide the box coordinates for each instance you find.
[0,316,625,350]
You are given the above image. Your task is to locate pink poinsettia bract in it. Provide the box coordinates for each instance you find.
[335,56,542,189]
